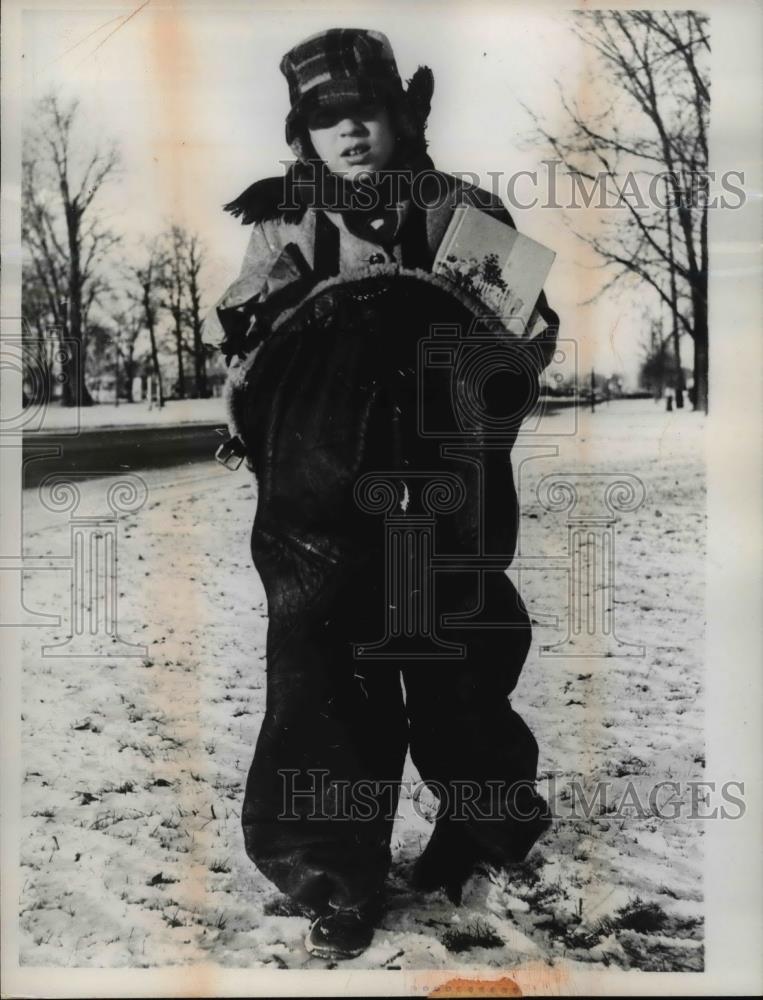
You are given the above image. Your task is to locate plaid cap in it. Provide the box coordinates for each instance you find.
[280,28,405,144]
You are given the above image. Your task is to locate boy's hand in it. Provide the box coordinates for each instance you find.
[217,294,264,365]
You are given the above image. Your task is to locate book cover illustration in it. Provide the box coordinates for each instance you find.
[433,203,556,334]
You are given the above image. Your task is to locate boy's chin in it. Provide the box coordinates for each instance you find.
[332,164,380,184]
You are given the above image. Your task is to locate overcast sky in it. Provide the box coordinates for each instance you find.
[20,2,675,384]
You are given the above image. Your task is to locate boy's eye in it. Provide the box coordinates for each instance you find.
[308,109,341,129]
[307,103,381,130]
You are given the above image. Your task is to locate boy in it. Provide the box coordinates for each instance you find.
[212,28,559,961]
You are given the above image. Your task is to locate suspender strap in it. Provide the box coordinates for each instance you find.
[313,203,432,278]
[399,202,431,270]
[313,210,341,280]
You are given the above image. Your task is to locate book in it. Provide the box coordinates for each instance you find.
[433,203,556,334]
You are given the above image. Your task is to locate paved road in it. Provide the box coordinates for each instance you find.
[21,397,615,489]
[22,422,227,488]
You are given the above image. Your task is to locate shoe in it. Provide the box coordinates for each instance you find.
[411,823,480,905]
[412,800,553,904]
[304,903,376,960]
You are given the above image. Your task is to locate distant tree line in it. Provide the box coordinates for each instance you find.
[527,11,710,412]
[21,94,221,409]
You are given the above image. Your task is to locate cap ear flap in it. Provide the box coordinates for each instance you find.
[405,66,434,128]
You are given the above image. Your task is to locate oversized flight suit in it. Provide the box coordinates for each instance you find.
[212,168,559,915]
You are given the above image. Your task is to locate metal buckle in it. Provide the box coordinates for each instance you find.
[215,434,247,471]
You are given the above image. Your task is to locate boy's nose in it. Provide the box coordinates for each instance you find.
[339,118,367,135]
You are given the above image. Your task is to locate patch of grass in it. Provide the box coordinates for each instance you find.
[148,872,178,886]
[503,861,542,890]
[208,859,231,874]
[525,881,563,909]
[162,907,185,928]
[613,898,668,933]
[21,898,49,913]
[31,808,56,819]
[117,740,155,760]
[672,914,704,940]
[619,929,704,972]
[262,895,313,918]
[441,918,503,953]
[71,718,101,733]
[613,756,649,778]
[90,808,150,830]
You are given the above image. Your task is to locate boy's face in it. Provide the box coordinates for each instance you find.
[306,101,396,180]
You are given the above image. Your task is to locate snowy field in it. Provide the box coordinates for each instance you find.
[18,399,705,971]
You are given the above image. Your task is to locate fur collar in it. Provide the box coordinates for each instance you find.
[223,163,459,227]
[223,175,307,225]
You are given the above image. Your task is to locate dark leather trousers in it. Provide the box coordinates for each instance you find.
[241,554,543,916]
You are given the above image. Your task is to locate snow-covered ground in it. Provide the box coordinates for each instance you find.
[19,399,705,971]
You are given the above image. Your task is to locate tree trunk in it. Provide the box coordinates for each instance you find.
[174,316,186,399]
[692,323,708,413]
[672,325,685,408]
[661,205,684,408]
[63,206,94,407]
[59,299,82,407]
[188,268,207,398]
[148,321,163,408]
[691,285,708,413]
[192,317,207,398]
[124,357,135,403]
[144,287,164,409]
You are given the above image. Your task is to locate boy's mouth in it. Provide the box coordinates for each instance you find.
[341,143,371,163]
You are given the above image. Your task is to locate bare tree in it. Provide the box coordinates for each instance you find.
[84,321,116,400]
[640,317,671,399]
[121,319,145,404]
[526,11,709,411]
[156,224,211,398]
[182,231,210,398]
[108,309,145,402]
[22,94,120,406]
[159,226,188,399]
[20,264,61,405]
[128,244,165,409]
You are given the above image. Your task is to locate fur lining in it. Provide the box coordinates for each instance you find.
[223,346,263,445]
[225,264,504,425]
[405,66,434,129]
[223,176,307,226]
[270,263,504,334]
